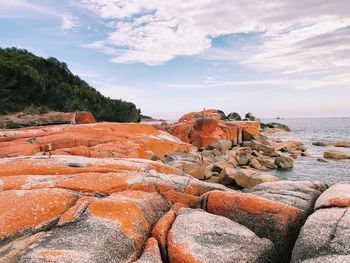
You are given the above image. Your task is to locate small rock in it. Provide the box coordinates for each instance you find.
[317,157,329,163]
[324,150,350,159]
[274,155,294,169]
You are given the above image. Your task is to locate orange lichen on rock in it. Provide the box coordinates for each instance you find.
[58,196,93,226]
[152,209,176,261]
[0,122,193,159]
[178,109,224,122]
[204,190,303,261]
[156,115,260,148]
[136,237,163,263]
[0,188,77,242]
[162,190,200,207]
[167,233,202,263]
[74,111,95,124]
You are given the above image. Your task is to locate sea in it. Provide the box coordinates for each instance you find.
[261,118,350,183]
[144,118,350,183]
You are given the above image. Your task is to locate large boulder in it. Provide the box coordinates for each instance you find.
[291,183,350,263]
[0,122,193,159]
[178,109,226,122]
[219,167,279,188]
[156,117,260,148]
[245,180,326,217]
[291,207,350,263]
[226,112,241,121]
[167,208,276,263]
[315,183,350,210]
[245,112,258,121]
[203,190,305,262]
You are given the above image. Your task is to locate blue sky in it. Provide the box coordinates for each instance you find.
[1,0,350,119]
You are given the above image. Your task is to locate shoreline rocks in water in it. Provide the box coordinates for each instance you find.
[324,150,350,159]
[0,109,348,262]
[313,141,350,148]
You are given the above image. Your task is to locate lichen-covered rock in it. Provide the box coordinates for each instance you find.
[135,237,163,263]
[178,109,226,122]
[0,122,193,159]
[156,115,260,148]
[315,183,350,210]
[167,208,276,263]
[16,190,169,263]
[245,180,326,216]
[203,190,303,262]
[291,207,350,263]
[0,188,78,244]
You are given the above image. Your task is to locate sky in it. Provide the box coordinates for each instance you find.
[1,0,350,119]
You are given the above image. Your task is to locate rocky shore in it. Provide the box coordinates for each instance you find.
[0,110,349,263]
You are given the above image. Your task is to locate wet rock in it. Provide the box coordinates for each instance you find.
[274,155,294,169]
[167,208,276,263]
[315,184,350,210]
[204,190,303,262]
[317,157,329,163]
[324,150,350,159]
[265,122,291,132]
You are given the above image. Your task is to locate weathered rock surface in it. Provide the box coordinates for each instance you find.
[315,183,350,210]
[219,167,279,188]
[178,109,226,122]
[274,155,294,169]
[291,183,350,263]
[155,112,260,148]
[324,150,350,159]
[291,207,350,263]
[167,208,276,263]
[0,155,231,262]
[226,112,241,121]
[245,180,326,217]
[0,122,193,159]
[203,190,306,262]
[1,111,95,129]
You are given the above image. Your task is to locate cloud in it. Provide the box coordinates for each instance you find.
[0,0,59,18]
[60,13,80,30]
[80,0,350,70]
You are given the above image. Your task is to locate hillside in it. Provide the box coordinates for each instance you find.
[0,47,140,122]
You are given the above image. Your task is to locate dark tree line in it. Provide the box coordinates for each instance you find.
[0,47,141,122]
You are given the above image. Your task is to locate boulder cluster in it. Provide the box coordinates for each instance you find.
[0,110,349,263]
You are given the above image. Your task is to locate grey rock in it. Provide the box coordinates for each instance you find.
[291,207,350,263]
[274,155,294,169]
[226,112,242,121]
[168,208,276,263]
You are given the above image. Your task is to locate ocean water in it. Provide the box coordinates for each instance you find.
[144,118,350,183]
[261,118,350,183]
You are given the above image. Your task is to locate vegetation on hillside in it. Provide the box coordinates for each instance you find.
[0,47,141,122]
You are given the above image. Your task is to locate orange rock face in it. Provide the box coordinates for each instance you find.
[0,122,193,159]
[204,190,303,262]
[156,117,260,147]
[178,109,225,122]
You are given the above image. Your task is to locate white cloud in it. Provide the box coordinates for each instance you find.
[82,0,350,72]
[60,13,80,30]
